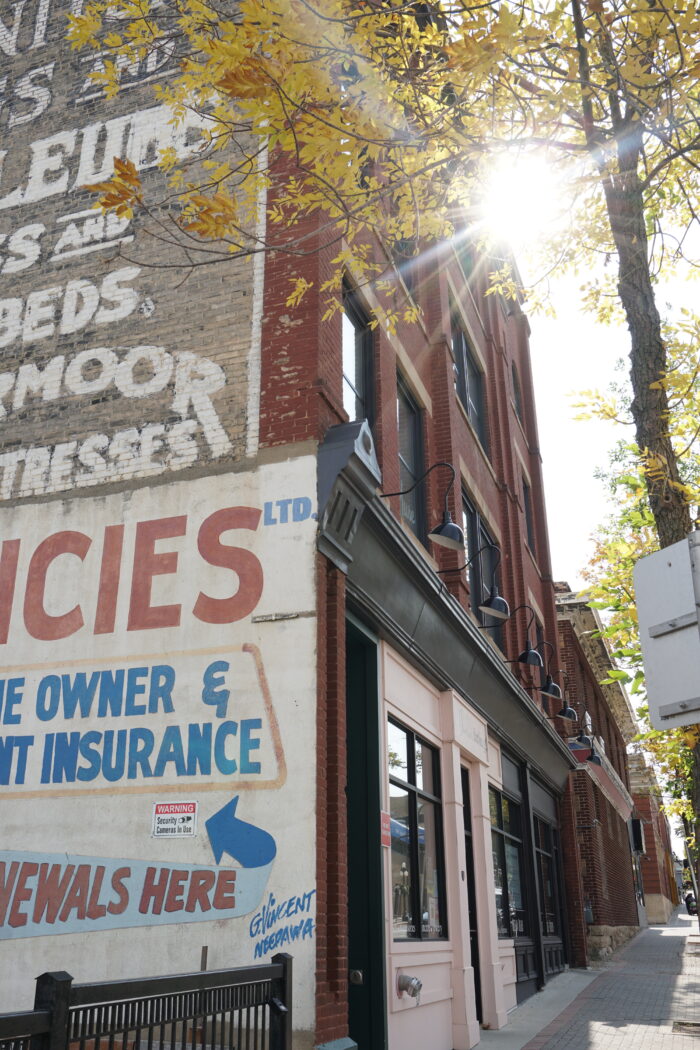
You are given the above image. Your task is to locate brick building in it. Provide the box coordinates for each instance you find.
[555,587,641,965]
[0,5,653,1050]
[629,752,680,923]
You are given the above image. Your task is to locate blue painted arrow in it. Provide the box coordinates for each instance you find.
[206,796,277,867]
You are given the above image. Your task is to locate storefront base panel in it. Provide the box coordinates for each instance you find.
[498,943,518,1013]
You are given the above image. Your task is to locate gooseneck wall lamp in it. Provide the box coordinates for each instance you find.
[537,641,562,701]
[507,605,544,668]
[381,461,465,551]
[436,541,511,621]
[554,669,578,722]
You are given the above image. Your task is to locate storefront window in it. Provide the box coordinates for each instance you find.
[490,786,528,938]
[535,817,559,937]
[388,719,446,940]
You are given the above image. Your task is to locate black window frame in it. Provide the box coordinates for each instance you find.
[462,492,503,647]
[451,310,489,454]
[522,476,537,555]
[534,817,561,938]
[396,373,426,543]
[342,280,374,427]
[511,362,524,425]
[388,718,448,942]
[489,785,529,940]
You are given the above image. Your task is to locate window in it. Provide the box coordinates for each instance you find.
[394,237,419,303]
[462,493,502,644]
[511,363,524,424]
[451,311,489,453]
[522,477,536,554]
[534,818,560,937]
[342,282,374,425]
[397,374,426,541]
[388,719,447,940]
[490,786,528,939]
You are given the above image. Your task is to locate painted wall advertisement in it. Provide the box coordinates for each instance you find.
[0,0,320,1019]
[0,464,318,1013]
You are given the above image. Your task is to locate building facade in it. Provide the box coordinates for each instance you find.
[555,587,641,964]
[0,5,632,1050]
[629,753,680,924]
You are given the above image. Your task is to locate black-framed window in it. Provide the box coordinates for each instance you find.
[393,237,419,304]
[511,362,524,424]
[522,477,536,555]
[388,719,447,941]
[490,786,528,939]
[451,311,489,454]
[397,374,426,542]
[342,282,374,426]
[534,818,560,937]
[462,492,502,646]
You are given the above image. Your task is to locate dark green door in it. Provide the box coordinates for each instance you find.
[346,621,387,1050]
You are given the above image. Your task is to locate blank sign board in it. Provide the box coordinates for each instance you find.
[634,532,700,730]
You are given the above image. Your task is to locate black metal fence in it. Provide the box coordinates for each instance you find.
[0,954,292,1050]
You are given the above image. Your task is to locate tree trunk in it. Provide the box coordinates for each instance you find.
[601,154,692,550]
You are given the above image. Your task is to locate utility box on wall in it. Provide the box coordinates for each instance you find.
[634,532,700,731]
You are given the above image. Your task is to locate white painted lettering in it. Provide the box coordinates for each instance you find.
[22,130,77,204]
[74,115,131,186]
[64,348,118,396]
[8,62,54,128]
[30,0,51,49]
[0,1,26,58]
[59,278,100,335]
[114,345,172,399]
[22,285,62,342]
[0,267,142,349]
[13,356,65,411]
[2,222,44,273]
[94,266,141,325]
[0,298,22,347]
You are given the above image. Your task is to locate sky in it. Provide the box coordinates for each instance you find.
[527,275,624,592]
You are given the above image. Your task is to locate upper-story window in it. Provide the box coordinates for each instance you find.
[512,363,524,424]
[388,718,447,941]
[397,374,426,542]
[523,477,536,555]
[451,312,489,454]
[342,282,374,426]
[462,492,502,645]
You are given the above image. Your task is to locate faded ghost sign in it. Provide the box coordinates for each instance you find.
[0,464,318,1021]
[0,0,263,501]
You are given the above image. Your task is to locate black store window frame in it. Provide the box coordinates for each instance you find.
[489,785,529,939]
[342,280,374,427]
[396,373,426,543]
[450,307,489,454]
[534,817,561,938]
[388,718,447,941]
[462,492,503,646]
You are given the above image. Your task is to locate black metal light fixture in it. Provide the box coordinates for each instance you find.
[537,640,562,700]
[588,743,602,767]
[381,461,464,551]
[437,541,511,621]
[553,668,577,721]
[575,728,592,749]
[508,604,544,667]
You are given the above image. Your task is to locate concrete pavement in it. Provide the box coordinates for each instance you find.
[479,910,700,1050]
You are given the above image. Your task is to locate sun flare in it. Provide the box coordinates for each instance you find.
[479,153,569,254]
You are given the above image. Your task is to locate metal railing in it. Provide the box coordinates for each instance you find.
[0,955,292,1050]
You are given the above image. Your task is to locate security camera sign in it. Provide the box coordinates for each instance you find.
[152,801,198,838]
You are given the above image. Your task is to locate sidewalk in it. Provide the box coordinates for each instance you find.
[480,910,700,1050]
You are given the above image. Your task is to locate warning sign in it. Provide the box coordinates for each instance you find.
[152,801,198,838]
